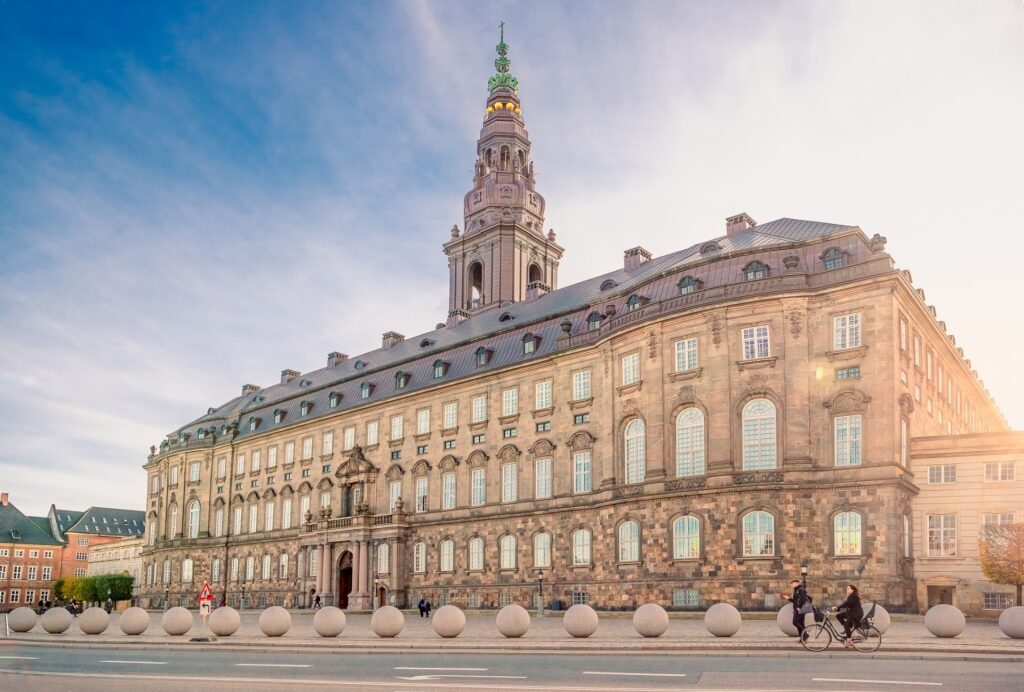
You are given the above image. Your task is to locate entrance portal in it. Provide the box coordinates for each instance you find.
[337,551,353,609]
[377,585,387,608]
[927,585,955,608]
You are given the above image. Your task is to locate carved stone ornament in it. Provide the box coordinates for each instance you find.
[706,311,725,346]
[870,234,888,253]
[530,439,555,456]
[665,477,707,491]
[567,431,596,451]
[787,309,803,338]
[467,450,489,467]
[677,385,696,404]
[498,445,521,462]
[304,510,314,524]
[612,486,643,499]
[733,472,784,485]
[438,455,459,472]
[745,376,771,399]
[824,389,872,414]
[647,330,658,360]
[385,464,404,481]
[898,393,915,416]
[783,254,800,271]
[394,496,405,513]
[622,399,640,417]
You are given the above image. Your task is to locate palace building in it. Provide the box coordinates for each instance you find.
[138,34,1008,614]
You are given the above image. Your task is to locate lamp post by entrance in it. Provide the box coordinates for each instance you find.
[536,569,544,618]
[164,588,169,611]
[800,560,808,588]
[241,584,246,610]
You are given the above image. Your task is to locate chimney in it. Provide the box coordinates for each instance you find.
[623,246,652,271]
[241,384,260,396]
[281,369,300,384]
[726,212,757,236]
[525,281,550,302]
[327,352,348,367]
[1,492,8,506]
[381,331,405,349]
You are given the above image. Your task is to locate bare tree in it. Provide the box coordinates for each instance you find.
[979,522,1024,607]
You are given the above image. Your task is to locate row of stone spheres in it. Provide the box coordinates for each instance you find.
[6,603,1024,640]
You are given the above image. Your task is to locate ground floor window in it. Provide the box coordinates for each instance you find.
[498,592,512,607]
[571,591,589,605]
[983,593,1014,610]
[468,592,481,608]
[672,588,699,607]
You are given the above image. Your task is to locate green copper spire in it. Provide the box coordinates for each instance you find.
[488,21,519,93]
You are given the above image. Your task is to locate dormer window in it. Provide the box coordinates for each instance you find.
[700,241,721,255]
[329,392,341,408]
[360,382,373,399]
[522,334,540,355]
[395,372,410,389]
[587,312,603,331]
[678,276,702,295]
[743,261,767,281]
[433,360,449,379]
[419,338,435,348]
[248,418,259,432]
[354,360,367,370]
[299,379,312,388]
[822,247,846,270]
[600,279,618,291]
[626,294,643,312]
[177,432,186,443]
[475,347,493,367]
[273,409,285,424]
[252,394,264,403]
[300,401,312,416]
[499,312,514,323]
[197,428,206,440]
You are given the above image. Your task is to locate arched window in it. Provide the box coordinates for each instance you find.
[675,408,705,477]
[673,516,700,559]
[823,247,845,270]
[468,537,484,571]
[245,556,255,581]
[211,558,220,583]
[279,553,289,579]
[572,528,591,565]
[678,276,699,294]
[413,542,426,573]
[626,294,642,312]
[744,261,767,281]
[624,419,646,483]
[149,521,157,546]
[186,500,200,539]
[618,520,639,562]
[528,263,542,284]
[533,532,551,568]
[834,511,862,556]
[163,560,171,584]
[377,543,390,574]
[262,554,271,580]
[500,535,516,569]
[587,312,603,331]
[742,511,775,556]
[742,399,777,470]
[264,501,275,531]
[181,558,193,583]
[440,539,454,572]
[214,508,224,537]
[468,262,483,308]
[248,504,258,533]
[500,145,510,171]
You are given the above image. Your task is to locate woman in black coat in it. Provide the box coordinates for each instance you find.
[832,584,864,648]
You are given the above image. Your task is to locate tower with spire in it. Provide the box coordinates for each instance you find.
[444,25,564,321]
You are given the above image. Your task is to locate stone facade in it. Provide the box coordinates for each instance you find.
[137,36,1007,614]
[87,536,144,595]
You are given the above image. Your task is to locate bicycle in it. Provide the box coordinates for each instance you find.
[800,604,882,652]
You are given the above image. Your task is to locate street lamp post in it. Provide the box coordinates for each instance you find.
[241,584,246,610]
[536,569,544,618]
[164,588,169,611]
[800,560,808,589]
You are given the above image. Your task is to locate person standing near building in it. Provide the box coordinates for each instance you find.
[783,578,811,637]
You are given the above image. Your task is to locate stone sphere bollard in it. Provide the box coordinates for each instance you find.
[371,605,405,638]
[162,607,193,636]
[863,602,891,635]
[776,603,799,637]
[79,607,110,635]
[633,603,669,638]
[209,606,241,636]
[496,604,531,638]
[41,607,72,634]
[704,603,742,637]
[925,604,966,638]
[563,604,599,638]
[998,606,1024,639]
[313,606,346,638]
[258,606,291,637]
[8,607,38,633]
[432,605,466,638]
[119,607,150,635]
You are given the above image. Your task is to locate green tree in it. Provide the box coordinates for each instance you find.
[53,578,67,602]
[93,573,134,601]
[979,522,1024,607]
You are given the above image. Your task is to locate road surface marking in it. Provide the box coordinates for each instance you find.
[0,656,39,660]
[584,671,687,678]
[396,674,528,681]
[100,660,167,665]
[394,667,488,671]
[235,663,313,668]
[813,678,941,687]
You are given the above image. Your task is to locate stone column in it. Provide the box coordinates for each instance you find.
[313,546,323,595]
[646,324,667,479]
[350,541,360,595]
[321,542,334,605]
[358,540,369,593]
[782,298,812,470]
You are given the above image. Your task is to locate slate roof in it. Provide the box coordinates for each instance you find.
[27,516,56,540]
[51,508,84,542]
[167,217,860,444]
[0,501,63,546]
[66,507,146,537]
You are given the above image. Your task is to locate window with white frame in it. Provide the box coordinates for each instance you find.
[342,427,355,451]
[151,474,160,493]
[572,369,591,400]
[391,415,404,440]
[903,515,911,558]
[170,465,179,485]
[674,337,698,372]
[300,495,310,521]
[387,480,401,513]
[899,316,908,351]
[307,547,318,577]
[248,505,258,533]
[245,556,255,581]
[468,537,484,571]
[985,462,1015,482]
[366,420,379,445]
[262,554,271,580]
[264,447,276,468]
[281,499,292,530]
[301,437,313,460]
[533,532,551,568]
[322,432,333,455]
[913,335,921,367]
[376,543,389,574]
[233,506,242,534]
[216,457,226,478]
[928,464,956,483]
[502,388,518,417]
[163,560,171,584]
[535,380,552,410]
[833,313,861,350]
[900,418,909,466]
[673,515,700,559]
[535,458,552,499]
[320,492,330,509]
[742,511,775,556]
[572,528,592,565]
[834,415,862,466]
[673,588,699,607]
[211,508,223,537]
[573,451,592,493]
[501,464,518,502]
[416,409,430,435]
[984,593,1015,610]
[187,500,200,538]
[443,402,458,429]
[471,468,486,506]
[742,399,777,470]
[439,538,454,571]
[927,514,957,556]
[283,441,294,465]
[624,418,646,483]
[499,535,516,569]
[169,503,178,538]
[415,477,428,512]
[471,394,487,423]
[251,450,261,471]
[279,553,288,579]
[442,473,456,510]
[675,407,705,476]
[264,502,275,531]
[982,513,1015,529]
[189,462,200,482]
[618,520,639,562]
[235,454,245,475]
[741,325,770,360]
[230,557,239,581]
[833,511,862,555]
[926,351,933,380]
[621,352,640,385]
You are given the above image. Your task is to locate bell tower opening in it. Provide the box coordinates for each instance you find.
[528,263,542,284]
[468,262,483,309]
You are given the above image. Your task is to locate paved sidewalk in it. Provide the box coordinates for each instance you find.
[4,610,1022,657]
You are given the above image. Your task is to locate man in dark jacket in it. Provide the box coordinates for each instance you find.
[785,578,811,636]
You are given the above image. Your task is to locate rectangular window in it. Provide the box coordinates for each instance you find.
[248,505,258,533]
[300,496,310,522]
[899,316,908,351]
[535,458,552,499]
[343,426,355,451]
[267,447,277,468]
[150,474,160,493]
[416,444,428,455]
[389,481,401,513]
[235,454,245,475]
[501,464,518,502]
[535,380,552,410]
[621,352,640,385]
[573,451,592,493]
[928,464,957,483]
[390,451,400,461]
[10,590,19,603]
[471,468,486,506]
[913,335,921,367]
[264,502,274,531]
[674,338,698,372]
[249,450,260,471]
[926,351,933,380]
[442,473,456,510]
[984,593,1015,610]
[502,388,519,416]
[416,408,430,435]
[915,384,921,402]
[572,369,591,400]
[536,421,551,433]
[502,427,517,438]
[472,394,488,422]
[834,415,862,466]
[836,366,861,380]
[938,365,944,393]
[233,506,242,534]
[985,462,1015,482]
[13,565,23,579]
[415,477,428,512]
[900,419,909,467]
[390,415,403,440]
[741,325,770,360]
[170,466,179,485]
[673,589,700,607]
[982,513,1015,529]
[571,591,589,606]
[302,437,314,460]
[472,433,485,445]
[280,498,292,529]
[284,442,295,464]
[366,420,379,445]
[443,401,458,429]
[308,548,318,578]
[574,413,590,425]
[42,566,52,580]
[833,313,861,350]
[443,439,455,449]
[927,514,957,556]
[322,431,333,455]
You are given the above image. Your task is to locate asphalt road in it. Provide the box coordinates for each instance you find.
[0,644,1021,691]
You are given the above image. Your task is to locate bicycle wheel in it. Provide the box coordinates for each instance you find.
[801,623,832,652]
[852,626,881,652]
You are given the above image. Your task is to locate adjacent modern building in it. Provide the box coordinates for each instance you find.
[87,536,145,596]
[138,35,1010,613]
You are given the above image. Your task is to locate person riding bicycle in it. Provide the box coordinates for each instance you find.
[783,578,811,636]
[830,584,864,649]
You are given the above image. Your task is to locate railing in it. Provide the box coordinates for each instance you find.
[372,514,394,526]
[326,517,353,529]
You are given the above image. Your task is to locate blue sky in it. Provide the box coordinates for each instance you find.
[2,0,1022,516]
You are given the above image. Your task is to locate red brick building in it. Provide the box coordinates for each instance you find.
[0,493,62,610]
